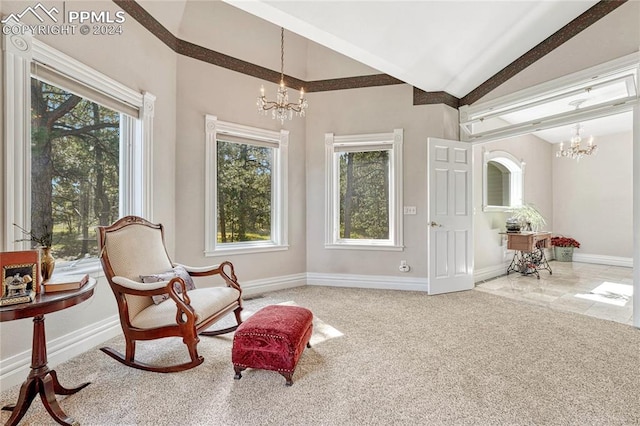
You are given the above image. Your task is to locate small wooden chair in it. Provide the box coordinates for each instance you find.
[97,215,243,372]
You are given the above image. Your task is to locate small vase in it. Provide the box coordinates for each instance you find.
[40,246,55,281]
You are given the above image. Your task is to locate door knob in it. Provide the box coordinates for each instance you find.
[429,221,442,227]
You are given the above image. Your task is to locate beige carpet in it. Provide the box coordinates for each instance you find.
[2,286,639,425]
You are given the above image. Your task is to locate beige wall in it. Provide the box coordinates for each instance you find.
[0,0,177,361]
[552,131,633,258]
[473,134,553,272]
[174,54,307,280]
[305,84,453,277]
[177,0,308,80]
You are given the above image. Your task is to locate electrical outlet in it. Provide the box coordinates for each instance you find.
[399,260,410,272]
[403,206,417,215]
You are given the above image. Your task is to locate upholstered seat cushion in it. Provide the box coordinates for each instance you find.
[130,287,241,329]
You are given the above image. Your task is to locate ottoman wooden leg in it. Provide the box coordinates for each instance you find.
[234,366,245,380]
[281,372,294,386]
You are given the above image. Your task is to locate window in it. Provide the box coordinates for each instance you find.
[482,150,524,212]
[205,115,288,255]
[4,35,154,274]
[325,129,403,250]
[30,79,120,261]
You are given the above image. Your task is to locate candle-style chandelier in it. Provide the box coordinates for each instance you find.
[555,100,597,161]
[257,27,308,124]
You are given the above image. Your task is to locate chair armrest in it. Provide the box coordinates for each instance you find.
[175,263,220,274]
[175,262,241,293]
[112,276,169,291]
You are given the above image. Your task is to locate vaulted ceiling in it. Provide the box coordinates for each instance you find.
[131,0,635,141]
[223,0,599,99]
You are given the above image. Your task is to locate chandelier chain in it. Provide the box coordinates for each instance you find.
[280,27,284,82]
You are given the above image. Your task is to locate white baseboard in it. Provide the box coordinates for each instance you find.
[0,315,121,392]
[474,263,510,282]
[307,272,428,292]
[242,273,307,297]
[572,253,633,268]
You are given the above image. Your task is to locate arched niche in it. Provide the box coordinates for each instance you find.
[483,150,525,212]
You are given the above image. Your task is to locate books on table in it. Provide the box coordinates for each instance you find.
[43,274,89,293]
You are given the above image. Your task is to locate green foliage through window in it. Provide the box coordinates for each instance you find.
[338,150,390,240]
[216,140,272,243]
[30,78,120,261]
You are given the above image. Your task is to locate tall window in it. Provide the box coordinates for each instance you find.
[30,79,120,261]
[4,36,154,273]
[325,129,404,250]
[205,115,288,255]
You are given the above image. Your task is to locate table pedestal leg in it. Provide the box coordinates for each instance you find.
[2,315,90,426]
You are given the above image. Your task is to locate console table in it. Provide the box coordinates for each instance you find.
[502,232,552,279]
[0,277,96,426]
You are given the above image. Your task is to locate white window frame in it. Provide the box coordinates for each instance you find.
[204,115,289,256]
[325,129,404,251]
[3,31,154,267]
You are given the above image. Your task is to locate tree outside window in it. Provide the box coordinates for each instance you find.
[30,79,120,261]
[338,150,390,239]
[216,140,272,243]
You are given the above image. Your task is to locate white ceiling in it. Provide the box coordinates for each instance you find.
[223,0,598,98]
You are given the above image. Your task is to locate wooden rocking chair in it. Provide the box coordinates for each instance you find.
[97,216,243,373]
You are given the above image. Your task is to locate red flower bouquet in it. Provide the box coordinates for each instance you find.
[550,236,580,248]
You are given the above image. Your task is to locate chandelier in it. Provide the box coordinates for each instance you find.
[257,27,308,124]
[555,100,597,161]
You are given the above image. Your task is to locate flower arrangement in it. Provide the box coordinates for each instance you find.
[13,223,53,247]
[551,236,580,248]
[508,204,546,231]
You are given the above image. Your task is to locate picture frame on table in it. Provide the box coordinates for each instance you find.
[0,250,40,306]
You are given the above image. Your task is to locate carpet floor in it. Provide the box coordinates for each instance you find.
[1,286,639,425]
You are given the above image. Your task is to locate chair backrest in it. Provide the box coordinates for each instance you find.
[98,216,174,319]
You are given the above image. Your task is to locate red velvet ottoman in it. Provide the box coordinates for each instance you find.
[232,305,313,386]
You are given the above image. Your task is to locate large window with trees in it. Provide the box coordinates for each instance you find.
[30,79,120,262]
[205,115,288,255]
[325,129,404,250]
[4,35,154,274]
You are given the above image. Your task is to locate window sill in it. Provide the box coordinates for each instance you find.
[205,244,289,257]
[52,257,105,278]
[324,243,404,252]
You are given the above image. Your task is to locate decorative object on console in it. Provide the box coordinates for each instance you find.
[0,250,39,305]
[257,27,308,124]
[551,236,580,262]
[505,218,521,233]
[13,223,55,280]
[507,204,546,232]
[555,99,597,161]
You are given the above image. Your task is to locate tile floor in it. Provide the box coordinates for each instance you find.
[475,260,635,326]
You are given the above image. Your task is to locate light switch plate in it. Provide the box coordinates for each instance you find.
[403,206,417,215]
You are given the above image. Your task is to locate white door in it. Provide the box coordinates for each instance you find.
[428,138,474,294]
